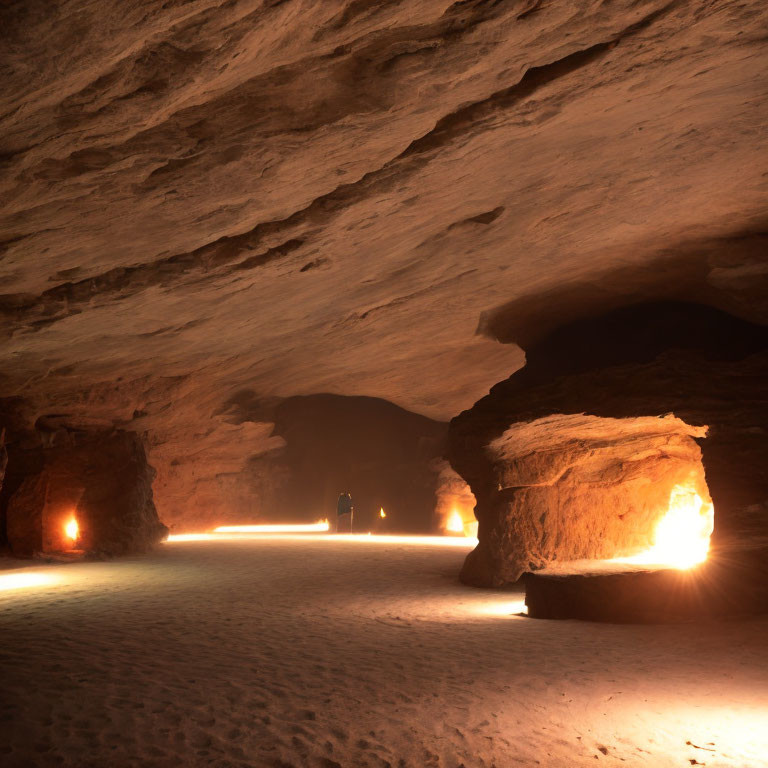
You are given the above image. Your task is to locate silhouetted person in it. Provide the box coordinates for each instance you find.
[336,491,353,533]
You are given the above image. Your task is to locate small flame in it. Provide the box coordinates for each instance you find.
[65,517,79,542]
[446,509,464,534]
[615,484,714,570]
[379,507,386,519]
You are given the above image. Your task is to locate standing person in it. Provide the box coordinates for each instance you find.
[336,491,353,533]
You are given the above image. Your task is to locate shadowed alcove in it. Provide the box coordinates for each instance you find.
[448,301,768,618]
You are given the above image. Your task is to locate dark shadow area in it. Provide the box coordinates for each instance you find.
[478,228,768,350]
[268,394,447,533]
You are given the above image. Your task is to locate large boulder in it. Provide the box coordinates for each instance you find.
[447,302,768,587]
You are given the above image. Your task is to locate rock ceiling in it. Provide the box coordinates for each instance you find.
[1,0,767,431]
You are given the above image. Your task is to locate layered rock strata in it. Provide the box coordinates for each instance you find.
[447,303,768,587]
[2,0,767,458]
[1,2,767,542]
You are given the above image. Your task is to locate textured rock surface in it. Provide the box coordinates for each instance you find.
[157,392,448,533]
[2,1,768,528]
[448,303,768,586]
[433,460,477,533]
[2,424,167,556]
[473,414,710,585]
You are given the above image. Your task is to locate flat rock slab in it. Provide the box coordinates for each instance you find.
[525,547,768,623]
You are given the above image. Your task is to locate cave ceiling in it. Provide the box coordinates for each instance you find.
[1,0,767,428]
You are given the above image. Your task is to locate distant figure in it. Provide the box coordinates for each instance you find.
[336,491,353,533]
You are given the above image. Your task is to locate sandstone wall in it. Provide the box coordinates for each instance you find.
[0,406,167,557]
[447,303,768,586]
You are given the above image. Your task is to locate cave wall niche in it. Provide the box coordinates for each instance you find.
[448,301,768,593]
[0,413,167,557]
[464,413,711,586]
[433,460,478,536]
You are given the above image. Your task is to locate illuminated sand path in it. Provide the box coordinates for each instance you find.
[1,537,767,767]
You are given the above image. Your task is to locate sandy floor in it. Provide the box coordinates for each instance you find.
[1,537,767,768]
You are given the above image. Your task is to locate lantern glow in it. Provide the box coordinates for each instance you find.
[614,483,714,570]
[445,509,464,534]
[65,517,79,543]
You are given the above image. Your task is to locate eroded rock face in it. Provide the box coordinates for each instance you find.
[1,3,767,536]
[1,391,449,538]
[0,432,7,504]
[1,1,767,463]
[174,392,449,534]
[448,303,768,586]
[2,419,167,557]
[467,414,710,586]
[433,460,477,533]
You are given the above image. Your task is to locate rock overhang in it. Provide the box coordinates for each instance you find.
[0,1,767,530]
[447,301,768,590]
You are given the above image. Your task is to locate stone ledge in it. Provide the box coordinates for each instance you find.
[524,547,768,622]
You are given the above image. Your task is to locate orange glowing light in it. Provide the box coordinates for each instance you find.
[615,483,714,570]
[379,507,386,519]
[445,509,464,534]
[0,572,56,591]
[213,520,330,534]
[166,532,476,546]
[475,599,528,617]
[65,517,79,542]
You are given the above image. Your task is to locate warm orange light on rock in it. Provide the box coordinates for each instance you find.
[65,517,79,543]
[615,483,714,570]
[446,509,464,534]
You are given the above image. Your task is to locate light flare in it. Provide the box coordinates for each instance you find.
[214,520,330,534]
[445,509,465,534]
[379,507,386,519]
[65,517,79,543]
[615,483,714,569]
[442,506,477,538]
[0,572,57,591]
[167,532,477,546]
[474,599,528,617]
